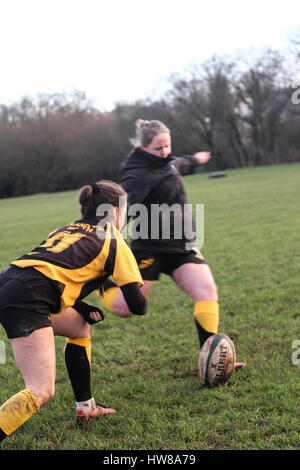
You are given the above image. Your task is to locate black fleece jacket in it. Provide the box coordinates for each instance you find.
[121,147,199,254]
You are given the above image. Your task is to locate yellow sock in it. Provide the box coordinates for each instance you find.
[66,337,91,366]
[194,301,219,334]
[100,287,119,311]
[0,389,40,436]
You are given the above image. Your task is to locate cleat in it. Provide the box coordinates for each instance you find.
[234,362,246,371]
[76,402,116,425]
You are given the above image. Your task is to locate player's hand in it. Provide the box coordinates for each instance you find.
[73,301,104,325]
[193,152,212,164]
[89,310,103,323]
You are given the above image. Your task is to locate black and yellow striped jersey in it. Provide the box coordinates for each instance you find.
[11,217,143,312]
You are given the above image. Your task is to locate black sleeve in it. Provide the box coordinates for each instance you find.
[121,169,157,206]
[173,155,198,176]
[121,172,155,227]
[120,282,147,316]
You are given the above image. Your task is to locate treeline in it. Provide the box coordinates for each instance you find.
[0,48,300,198]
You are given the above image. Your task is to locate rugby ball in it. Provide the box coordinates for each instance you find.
[198,333,236,386]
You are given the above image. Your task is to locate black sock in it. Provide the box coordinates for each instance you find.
[65,343,92,402]
[0,428,7,443]
[194,320,213,348]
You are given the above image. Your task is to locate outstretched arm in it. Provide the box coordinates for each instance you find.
[174,152,212,176]
[193,152,212,165]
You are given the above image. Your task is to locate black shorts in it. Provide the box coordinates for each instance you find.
[133,248,206,281]
[0,266,60,339]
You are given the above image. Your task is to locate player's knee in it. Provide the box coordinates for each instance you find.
[113,305,132,318]
[110,294,131,317]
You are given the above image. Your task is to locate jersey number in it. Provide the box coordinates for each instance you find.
[39,231,86,253]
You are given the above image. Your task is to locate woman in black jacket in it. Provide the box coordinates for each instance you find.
[101,120,219,350]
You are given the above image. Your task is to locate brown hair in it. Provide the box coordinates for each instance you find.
[130,119,170,147]
[78,180,127,219]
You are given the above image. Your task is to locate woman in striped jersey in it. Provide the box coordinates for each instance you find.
[0,180,146,442]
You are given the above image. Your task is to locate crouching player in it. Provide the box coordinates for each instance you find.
[0,180,146,443]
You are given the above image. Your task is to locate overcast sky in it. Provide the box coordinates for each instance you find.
[0,0,299,110]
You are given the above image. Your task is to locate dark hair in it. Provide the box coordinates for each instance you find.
[78,180,127,219]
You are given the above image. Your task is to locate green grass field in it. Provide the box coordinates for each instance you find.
[0,163,299,450]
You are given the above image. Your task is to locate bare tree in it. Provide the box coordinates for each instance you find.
[233,50,289,165]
